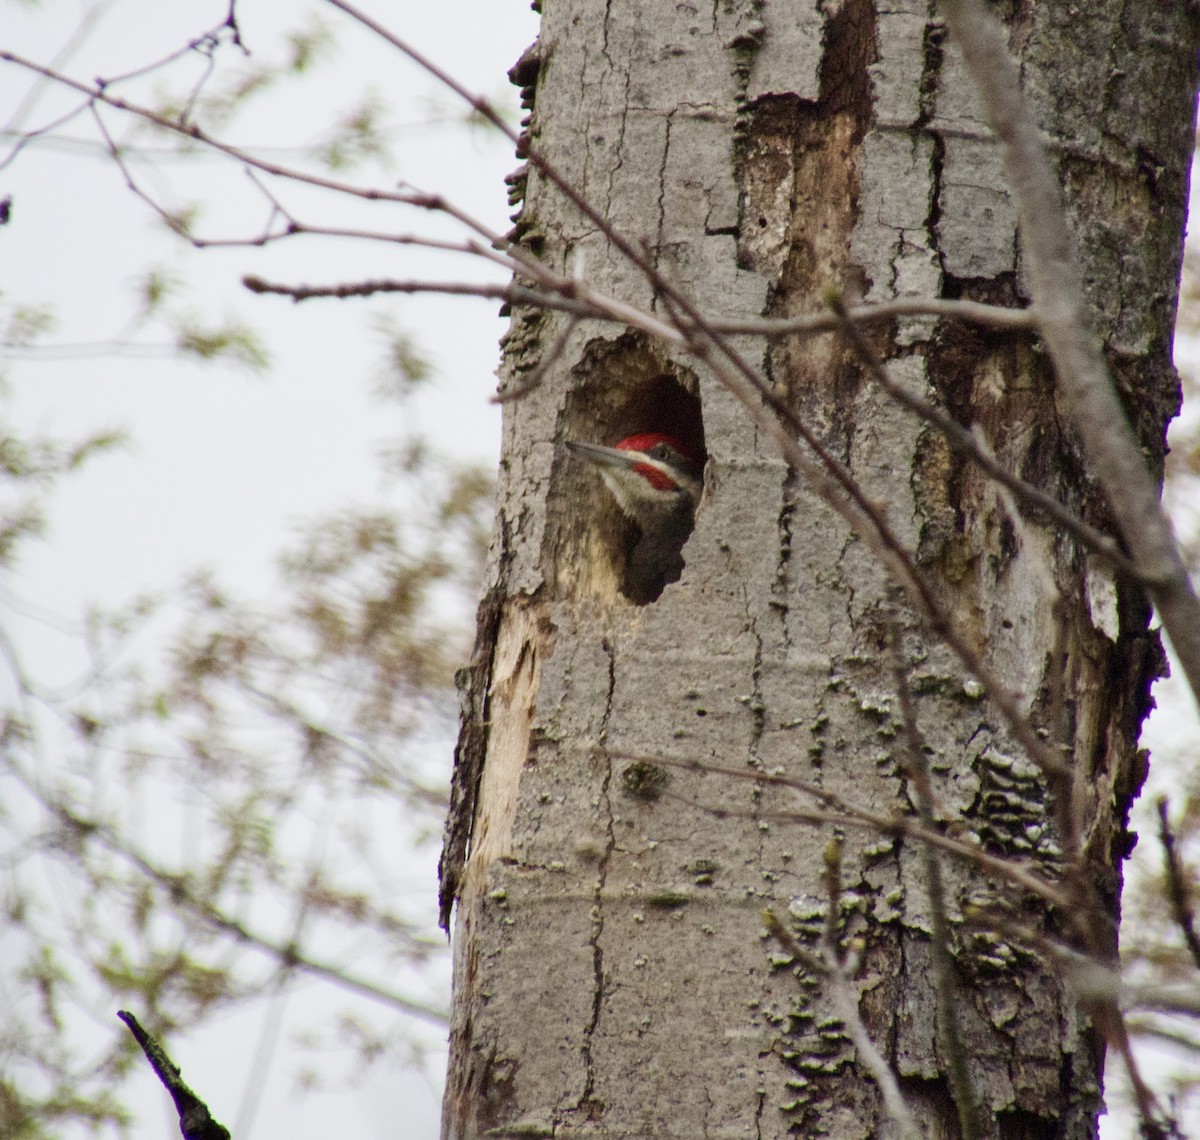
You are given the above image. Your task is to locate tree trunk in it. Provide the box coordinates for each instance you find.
[441,2,1197,1137]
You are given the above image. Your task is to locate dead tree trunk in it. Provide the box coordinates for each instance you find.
[440,2,1197,1136]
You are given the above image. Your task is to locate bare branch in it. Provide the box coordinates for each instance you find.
[0,101,94,175]
[237,270,1034,352]
[117,1011,232,1140]
[643,273,1070,788]
[940,0,1200,711]
[719,295,1036,336]
[831,297,1147,582]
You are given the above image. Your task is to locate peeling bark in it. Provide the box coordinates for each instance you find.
[441,2,1197,1137]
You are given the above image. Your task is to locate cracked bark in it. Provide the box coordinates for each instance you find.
[441,2,1197,1137]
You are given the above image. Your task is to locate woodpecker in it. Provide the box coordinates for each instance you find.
[566,432,702,604]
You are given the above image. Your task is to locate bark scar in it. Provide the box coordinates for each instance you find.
[441,603,544,930]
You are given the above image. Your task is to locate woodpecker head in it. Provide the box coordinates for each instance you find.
[566,431,703,603]
[566,432,702,530]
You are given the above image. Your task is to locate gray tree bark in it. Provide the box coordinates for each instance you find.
[440,2,1197,1137]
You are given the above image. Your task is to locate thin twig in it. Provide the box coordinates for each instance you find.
[90,102,191,237]
[243,275,543,305]
[1156,799,1200,973]
[889,621,981,1140]
[2,0,117,136]
[630,753,1069,909]
[823,944,925,1140]
[1126,985,1200,1020]
[721,295,1036,336]
[1125,1019,1200,1054]
[0,51,520,262]
[822,832,844,952]
[762,909,822,972]
[764,906,924,1139]
[0,100,93,174]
